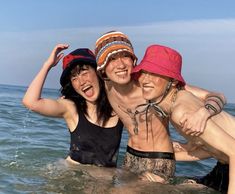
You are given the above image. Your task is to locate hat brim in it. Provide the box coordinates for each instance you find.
[60,58,96,87]
[97,49,137,72]
[132,61,185,86]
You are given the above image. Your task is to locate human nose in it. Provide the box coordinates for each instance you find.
[74,73,88,86]
[139,72,150,83]
[116,57,126,68]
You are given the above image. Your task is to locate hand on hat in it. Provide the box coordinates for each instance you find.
[44,44,69,69]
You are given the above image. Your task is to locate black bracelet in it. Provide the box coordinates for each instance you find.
[205,103,217,114]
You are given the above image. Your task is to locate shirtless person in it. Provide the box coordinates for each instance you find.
[94,31,226,183]
[132,44,235,193]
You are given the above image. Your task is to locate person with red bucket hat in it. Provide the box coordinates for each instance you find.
[22,44,123,167]
[95,31,226,183]
[133,44,235,194]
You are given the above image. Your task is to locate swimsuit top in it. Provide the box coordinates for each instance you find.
[69,110,123,167]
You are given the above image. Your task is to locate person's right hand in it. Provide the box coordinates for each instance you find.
[44,44,69,68]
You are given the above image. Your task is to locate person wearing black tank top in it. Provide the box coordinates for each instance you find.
[22,44,123,167]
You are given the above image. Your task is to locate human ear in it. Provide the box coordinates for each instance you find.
[172,79,179,86]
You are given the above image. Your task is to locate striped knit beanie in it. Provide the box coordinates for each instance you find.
[95,31,137,72]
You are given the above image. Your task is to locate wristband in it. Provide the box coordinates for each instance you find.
[204,95,224,115]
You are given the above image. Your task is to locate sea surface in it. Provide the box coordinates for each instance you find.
[1,84,234,194]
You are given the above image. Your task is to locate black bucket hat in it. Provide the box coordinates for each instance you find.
[60,48,97,87]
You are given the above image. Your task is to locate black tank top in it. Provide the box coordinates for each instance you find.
[69,110,123,167]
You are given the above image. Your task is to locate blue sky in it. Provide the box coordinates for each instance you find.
[0,0,235,102]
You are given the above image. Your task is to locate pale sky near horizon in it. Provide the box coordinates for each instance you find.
[0,0,235,102]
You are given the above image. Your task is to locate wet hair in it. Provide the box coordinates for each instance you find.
[60,64,113,126]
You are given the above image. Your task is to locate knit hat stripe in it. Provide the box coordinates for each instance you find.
[97,48,131,71]
[95,31,128,46]
[96,40,133,63]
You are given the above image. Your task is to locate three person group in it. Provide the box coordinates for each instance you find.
[22,31,234,193]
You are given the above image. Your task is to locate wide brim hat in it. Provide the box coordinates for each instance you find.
[60,48,97,87]
[95,31,137,72]
[132,44,186,86]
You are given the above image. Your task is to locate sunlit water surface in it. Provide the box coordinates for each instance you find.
[1,84,233,193]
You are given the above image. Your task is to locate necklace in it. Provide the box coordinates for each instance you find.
[118,81,174,140]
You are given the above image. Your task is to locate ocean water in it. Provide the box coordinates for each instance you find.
[1,84,233,194]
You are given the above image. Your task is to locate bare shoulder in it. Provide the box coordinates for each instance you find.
[57,97,75,106]
[57,98,78,131]
[171,90,203,121]
[174,90,199,106]
[57,98,77,115]
[176,89,203,105]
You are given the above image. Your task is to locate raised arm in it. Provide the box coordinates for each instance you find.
[180,84,227,136]
[22,44,69,117]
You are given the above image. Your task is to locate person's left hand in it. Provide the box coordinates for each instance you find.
[179,107,210,136]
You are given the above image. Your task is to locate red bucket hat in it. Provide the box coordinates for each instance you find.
[132,44,185,86]
[60,48,97,87]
